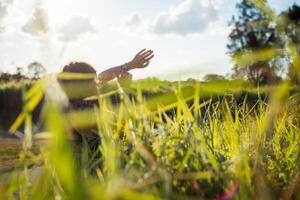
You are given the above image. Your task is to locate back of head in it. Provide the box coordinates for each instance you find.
[58,62,98,101]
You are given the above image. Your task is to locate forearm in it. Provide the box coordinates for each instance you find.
[98,66,123,84]
[98,63,133,85]
[97,49,154,85]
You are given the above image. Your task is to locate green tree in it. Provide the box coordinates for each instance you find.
[227,0,282,84]
[203,74,226,82]
[27,61,46,79]
[281,4,300,84]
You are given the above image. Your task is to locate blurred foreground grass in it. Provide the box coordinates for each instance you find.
[0,76,300,200]
[2,0,300,198]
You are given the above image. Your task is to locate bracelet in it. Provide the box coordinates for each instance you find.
[121,63,129,72]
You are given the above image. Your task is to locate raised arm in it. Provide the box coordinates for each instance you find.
[97,49,154,85]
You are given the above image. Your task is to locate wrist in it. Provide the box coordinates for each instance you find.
[120,63,129,73]
[127,61,135,70]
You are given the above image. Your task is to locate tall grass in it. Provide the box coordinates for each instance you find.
[1,1,300,199]
[1,76,300,199]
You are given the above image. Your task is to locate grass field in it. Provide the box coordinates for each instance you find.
[0,77,300,200]
[2,0,300,198]
[0,139,42,173]
[0,139,23,173]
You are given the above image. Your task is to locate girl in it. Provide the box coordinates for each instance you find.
[58,49,154,165]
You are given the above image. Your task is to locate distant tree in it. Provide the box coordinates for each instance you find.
[0,72,12,82]
[16,67,23,75]
[283,4,300,44]
[203,74,226,82]
[0,67,27,82]
[27,62,46,79]
[227,0,282,84]
[186,78,197,83]
[14,67,25,81]
[281,4,300,84]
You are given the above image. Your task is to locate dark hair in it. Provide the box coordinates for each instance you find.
[62,62,97,74]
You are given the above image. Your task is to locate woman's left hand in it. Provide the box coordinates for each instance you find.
[128,49,154,70]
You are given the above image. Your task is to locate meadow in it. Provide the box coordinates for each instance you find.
[0,0,300,199]
[0,77,300,200]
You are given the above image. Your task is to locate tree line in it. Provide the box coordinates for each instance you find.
[0,62,46,83]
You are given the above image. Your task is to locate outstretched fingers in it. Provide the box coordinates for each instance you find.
[137,49,146,56]
[145,54,154,62]
[141,50,153,57]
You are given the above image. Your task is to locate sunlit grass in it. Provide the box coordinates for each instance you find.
[1,75,300,199]
[1,1,300,199]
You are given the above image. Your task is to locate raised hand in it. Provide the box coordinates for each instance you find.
[97,49,154,85]
[128,49,154,69]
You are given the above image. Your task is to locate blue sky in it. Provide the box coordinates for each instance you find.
[0,0,299,80]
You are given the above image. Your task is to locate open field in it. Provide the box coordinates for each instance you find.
[0,139,42,173]
[0,139,23,173]
[0,78,300,199]
[1,0,300,199]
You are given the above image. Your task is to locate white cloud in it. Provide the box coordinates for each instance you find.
[2,0,14,5]
[21,7,49,36]
[0,2,8,32]
[122,0,222,37]
[57,15,96,42]
[120,12,149,36]
[152,0,219,35]
[123,13,143,30]
[0,2,8,20]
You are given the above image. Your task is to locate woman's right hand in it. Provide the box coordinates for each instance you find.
[128,49,154,70]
